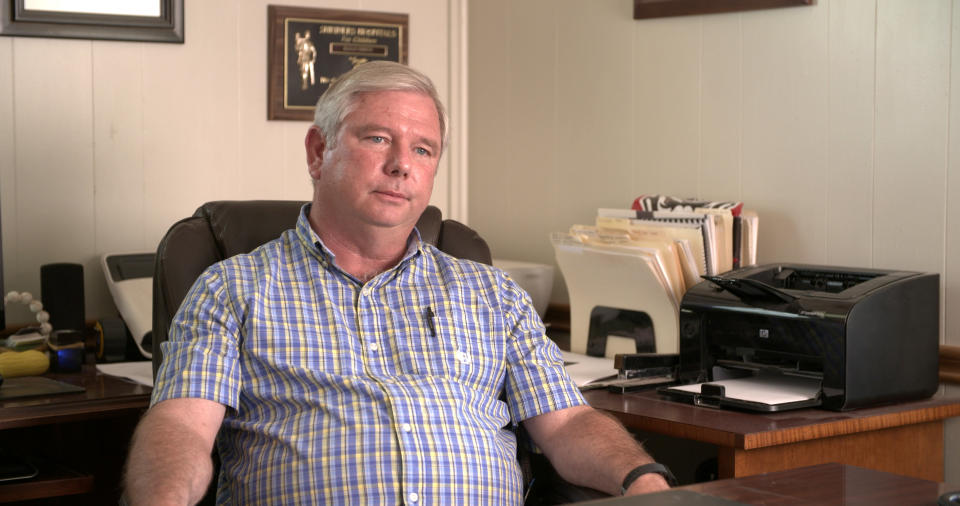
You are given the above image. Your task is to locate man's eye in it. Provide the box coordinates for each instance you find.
[415,147,431,156]
[370,136,386,143]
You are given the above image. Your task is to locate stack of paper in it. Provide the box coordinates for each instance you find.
[552,196,758,357]
[560,196,760,314]
[569,224,685,308]
[629,195,759,274]
[560,350,618,387]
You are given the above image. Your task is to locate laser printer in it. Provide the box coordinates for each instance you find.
[660,263,939,411]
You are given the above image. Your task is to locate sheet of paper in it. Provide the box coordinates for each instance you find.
[97,361,154,387]
[668,374,820,405]
[560,350,617,387]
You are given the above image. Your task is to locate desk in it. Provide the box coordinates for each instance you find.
[0,364,152,503]
[584,389,960,482]
[579,463,959,505]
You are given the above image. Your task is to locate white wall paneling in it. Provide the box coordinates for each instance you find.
[469,0,960,482]
[825,0,876,268]
[873,1,950,274]
[1,0,464,323]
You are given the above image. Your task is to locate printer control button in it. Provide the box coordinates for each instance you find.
[681,319,699,338]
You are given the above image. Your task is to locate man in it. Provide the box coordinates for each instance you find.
[124,61,671,505]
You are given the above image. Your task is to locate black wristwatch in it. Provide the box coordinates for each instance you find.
[620,462,677,494]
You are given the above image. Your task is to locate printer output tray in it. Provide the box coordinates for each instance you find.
[658,372,822,412]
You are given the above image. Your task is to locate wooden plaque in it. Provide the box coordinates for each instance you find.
[267,5,409,121]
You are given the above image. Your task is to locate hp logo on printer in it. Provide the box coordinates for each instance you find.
[759,329,770,338]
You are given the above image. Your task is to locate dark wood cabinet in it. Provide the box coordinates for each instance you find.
[0,365,151,504]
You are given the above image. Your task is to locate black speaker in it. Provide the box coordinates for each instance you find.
[40,263,85,332]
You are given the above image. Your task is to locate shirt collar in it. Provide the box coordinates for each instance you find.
[295,203,425,276]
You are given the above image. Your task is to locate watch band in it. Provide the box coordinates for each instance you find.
[620,462,677,494]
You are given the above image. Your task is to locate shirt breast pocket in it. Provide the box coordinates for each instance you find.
[446,302,505,392]
[394,303,505,392]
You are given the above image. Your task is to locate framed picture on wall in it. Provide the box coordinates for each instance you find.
[267,5,408,121]
[0,0,183,42]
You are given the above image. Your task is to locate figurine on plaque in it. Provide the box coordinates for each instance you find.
[268,6,409,120]
[295,30,317,91]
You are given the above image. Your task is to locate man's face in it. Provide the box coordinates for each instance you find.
[307,90,442,231]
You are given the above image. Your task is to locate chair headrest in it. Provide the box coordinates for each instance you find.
[195,200,447,258]
[196,201,306,259]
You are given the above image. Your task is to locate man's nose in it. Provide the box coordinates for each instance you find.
[386,145,411,178]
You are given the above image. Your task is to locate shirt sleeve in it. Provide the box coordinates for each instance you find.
[151,262,244,412]
[499,272,586,423]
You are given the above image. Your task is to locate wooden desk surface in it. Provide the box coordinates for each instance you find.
[584,388,960,450]
[0,364,152,430]
[580,463,960,505]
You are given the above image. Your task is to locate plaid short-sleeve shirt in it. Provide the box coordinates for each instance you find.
[152,206,586,505]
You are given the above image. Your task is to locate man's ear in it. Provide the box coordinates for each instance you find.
[305,125,327,180]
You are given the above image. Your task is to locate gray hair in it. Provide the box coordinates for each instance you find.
[313,61,447,151]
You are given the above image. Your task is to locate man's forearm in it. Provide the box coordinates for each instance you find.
[527,406,668,496]
[124,403,220,505]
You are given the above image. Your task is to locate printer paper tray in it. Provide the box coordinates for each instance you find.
[658,373,822,412]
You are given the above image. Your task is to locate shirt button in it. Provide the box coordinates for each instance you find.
[401,423,412,433]
[455,351,470,363]
[407,492,419,503]
[368,342,379,352]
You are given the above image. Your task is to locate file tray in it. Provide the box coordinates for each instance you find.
[658,371,821,412]
[552,234,678,358]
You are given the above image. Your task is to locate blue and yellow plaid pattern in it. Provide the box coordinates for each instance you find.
[152,206,585,505]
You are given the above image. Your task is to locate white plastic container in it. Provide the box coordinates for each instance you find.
[492,259,555,318]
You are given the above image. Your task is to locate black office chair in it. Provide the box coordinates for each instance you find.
[150,200,605,505]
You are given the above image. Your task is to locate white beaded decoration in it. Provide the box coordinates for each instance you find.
[4,290,53,337]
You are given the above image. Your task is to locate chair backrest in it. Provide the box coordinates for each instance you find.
[152,200,491,377]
